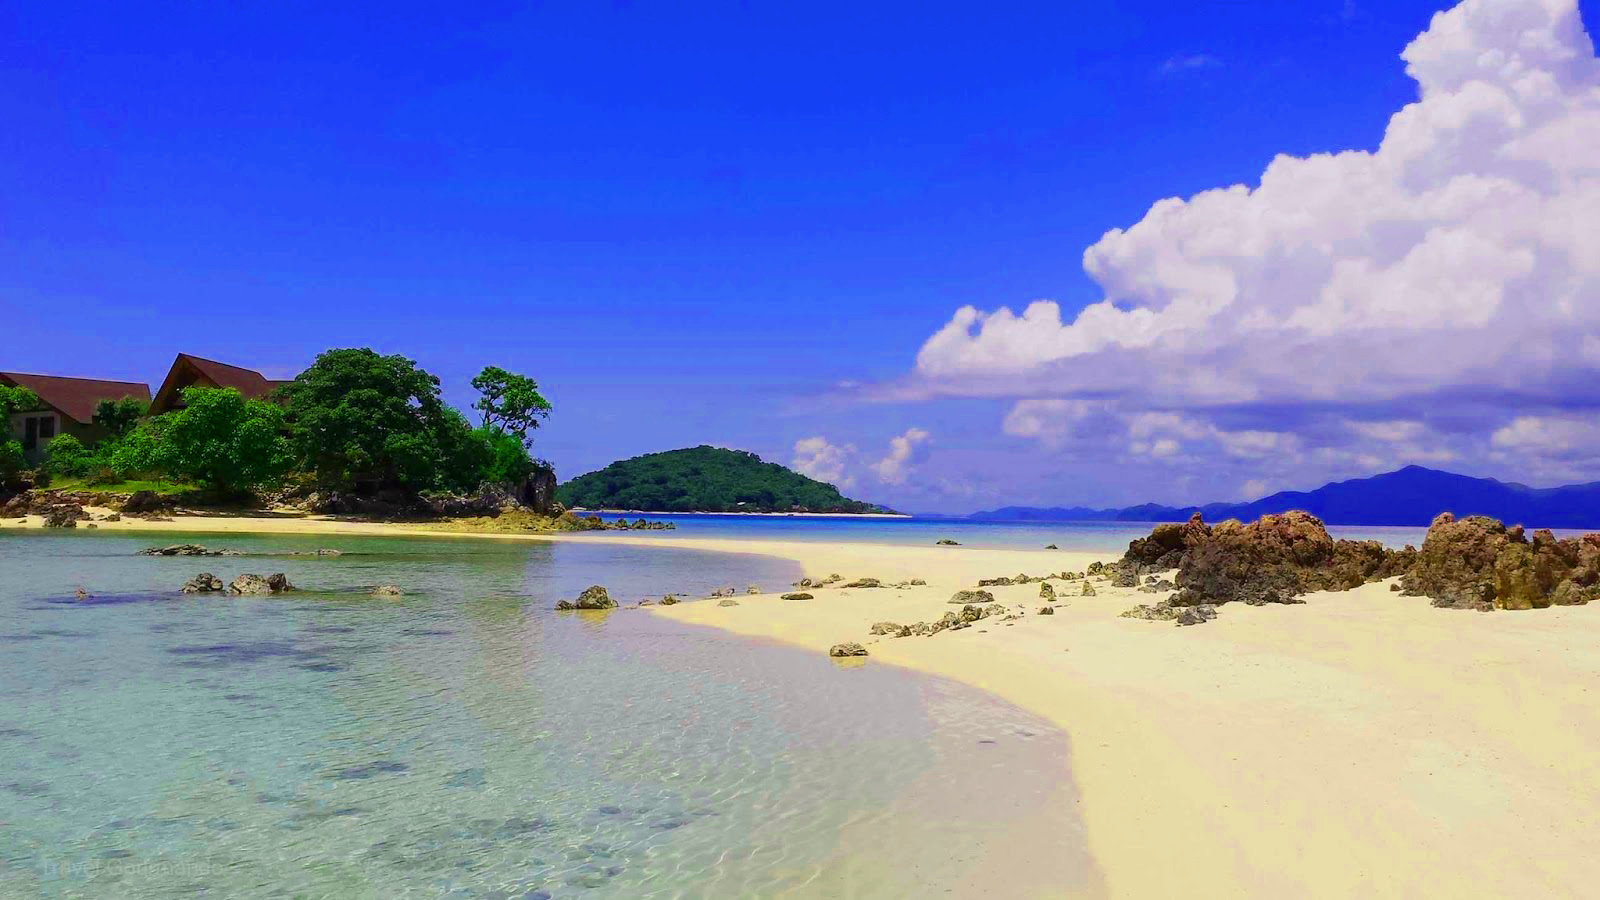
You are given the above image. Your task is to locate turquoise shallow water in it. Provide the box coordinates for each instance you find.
[585,513,1445,553]
[0,530,1093,898]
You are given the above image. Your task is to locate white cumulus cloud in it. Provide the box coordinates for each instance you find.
[871,427,931,485]
[915,0,1600,421]
[791,436,855,488]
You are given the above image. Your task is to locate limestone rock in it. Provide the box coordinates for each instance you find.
[781,592,814,601]
[557,585,615,610]
[228,573,294,595]
[1081,581,1096,597]
[1039,582,1056,601]
[949,589,995,605]
[842,577,883,589]
[829,642,868,657]
[181,573,224,594]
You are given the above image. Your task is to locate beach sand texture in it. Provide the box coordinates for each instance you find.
[8,511,1600,897]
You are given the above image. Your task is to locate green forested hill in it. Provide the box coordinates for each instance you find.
[556,445,882,513]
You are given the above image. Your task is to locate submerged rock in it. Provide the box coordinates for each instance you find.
[371,585,405,597]
[556,585,615,610]
[181,573,224,594]
[228,573,294,595]
[142,544,240,557]
[829,642,868,658]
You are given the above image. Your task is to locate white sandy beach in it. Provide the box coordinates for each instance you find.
[9,511,1600,898]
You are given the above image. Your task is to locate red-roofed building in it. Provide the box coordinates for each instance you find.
[0,372,153,462]
[148,354,290,415]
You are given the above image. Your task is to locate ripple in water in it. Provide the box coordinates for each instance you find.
[0,530,1096,896]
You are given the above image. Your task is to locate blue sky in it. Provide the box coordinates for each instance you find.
[5,0,1598,512]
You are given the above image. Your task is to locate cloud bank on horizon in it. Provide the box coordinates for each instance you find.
[903,0,1600,494]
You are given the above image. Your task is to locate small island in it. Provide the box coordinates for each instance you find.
[556,445,893,514]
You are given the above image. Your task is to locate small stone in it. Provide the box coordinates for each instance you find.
[1038,606,1054,615]
[936,539,960,546]
[1045,544,1058,550]
[1081,582,1097,597]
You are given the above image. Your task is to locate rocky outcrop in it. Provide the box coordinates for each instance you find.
[556,585,615,610]
[42,504,84,528]
[141,544,243,557]
[1401,513,1599,610]
[949,589,995,604]
[122,491,173,516]
[181,573,224,594]
[1166,511,1406,607]
[829,642,868,657]
[228,573,294,595]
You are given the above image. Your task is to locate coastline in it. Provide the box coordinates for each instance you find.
[8,512,1600,896]
[573,509,912,518]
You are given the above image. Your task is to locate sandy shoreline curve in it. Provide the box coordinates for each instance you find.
[7,510,1600,897]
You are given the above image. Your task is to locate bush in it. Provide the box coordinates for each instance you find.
[156,387,291,493]
[45,433,92,477]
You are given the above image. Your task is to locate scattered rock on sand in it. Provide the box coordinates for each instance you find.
[842,577,883,589]
[781,592,814,601]
[1081,581,1097,596]
[1045,544,1058,550]
[936,539,960,546]
[658,595,679,606]
[121,491,172,516]
[829,642,868,657]
[717,598,740,607]
[42,505,83,528]
[820,574,843,585]
[556,585,615,610]
[949,589,995,604]
[228,573,294,595]
[1175,605,1218,626]
[1038,605,1054,615]
[909,578,927,586]
[869,621,910,636]
[181,573,224,594]
[978,576,1013,587]
[1040,582,1056,601]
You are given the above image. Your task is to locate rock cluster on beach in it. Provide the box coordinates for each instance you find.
[556,585,616,610]
[1400,513,1599,610]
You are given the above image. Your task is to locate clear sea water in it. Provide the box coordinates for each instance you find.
[586,513,1443,553]
[0,529,1095,898]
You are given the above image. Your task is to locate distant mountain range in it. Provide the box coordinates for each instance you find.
[969,466,1600,528]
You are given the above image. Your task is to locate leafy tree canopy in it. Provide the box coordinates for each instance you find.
[279,348,457,492]
[471,366,551,446]
[557,446,882,513]
[0,385,39,417]
[147,387,291,493]
[92,396,148,439]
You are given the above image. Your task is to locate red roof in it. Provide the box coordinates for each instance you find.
[149,353,288,413]
[0,372,153,425]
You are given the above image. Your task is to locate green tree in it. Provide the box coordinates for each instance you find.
[470,366,551,446]
[92,396,148,439]
[475,426,538,484]
[279,348,460,492]
[109,416,169,479]
[155,387,290,493]
[45,433,92,476]
[0,386,39,483]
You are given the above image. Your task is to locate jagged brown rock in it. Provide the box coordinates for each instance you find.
[1402,513,1599,610]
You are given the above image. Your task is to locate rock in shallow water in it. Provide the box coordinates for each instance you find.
[181,573,224,594]
[228,574,294,595]
[556,585,615,610]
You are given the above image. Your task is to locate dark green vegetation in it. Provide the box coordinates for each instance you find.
[0,384,40,485]
[557,445,882,513]
[19,349,551,503]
